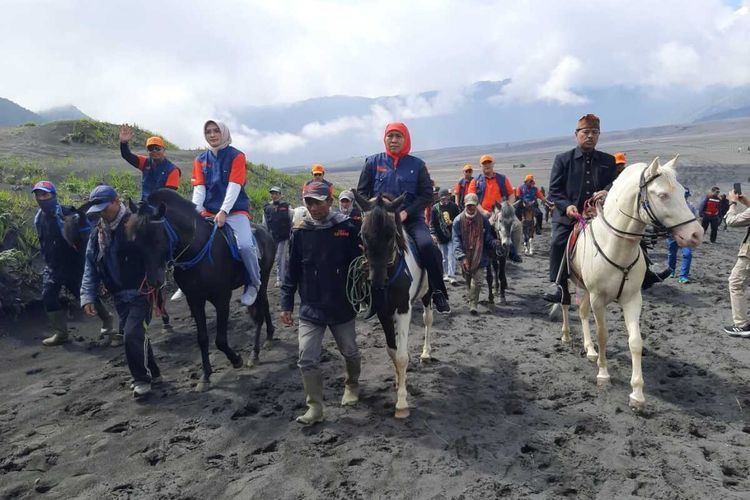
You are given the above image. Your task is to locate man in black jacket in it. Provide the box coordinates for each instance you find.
[280,181,362,425]
[430,188,460,284]
[544,114,617,303]
[262,186,293,287]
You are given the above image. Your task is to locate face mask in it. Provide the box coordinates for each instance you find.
[37,197,58,214]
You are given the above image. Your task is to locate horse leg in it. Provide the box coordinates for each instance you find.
[420,294,434,362]
[579,291,598,360]
[393,310,411,419]
[561,304,571,343]
[249,306,263,368]
[214,293,243,369]
[186,295,212,391]
[622,294,646,409]
[591,297,610,385]
[485,265,494,304]
[499,256,507,305]
[528,233,534,255]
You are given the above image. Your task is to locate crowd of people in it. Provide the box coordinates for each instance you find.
[28,113,750,420]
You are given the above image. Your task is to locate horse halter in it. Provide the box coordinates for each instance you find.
[607,166,697,239]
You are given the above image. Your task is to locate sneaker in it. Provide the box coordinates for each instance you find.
[170,289,184,301]
[670,271,676,278]
[448,277,457,285]
[678,277,690,284]
[442,275,450,282]
[433,291,451,314]
[510,255,523,263]
[130,376,160,390]
[132,381,151,397]
[469,307,479,316]
[241,285,258,306]
[723,325,750,337]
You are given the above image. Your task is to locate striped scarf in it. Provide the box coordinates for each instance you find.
[460,212,483,273]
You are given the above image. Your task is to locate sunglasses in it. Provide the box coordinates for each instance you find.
[147,146,163,152]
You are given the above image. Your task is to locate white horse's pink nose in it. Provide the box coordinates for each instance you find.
[673,222,704,247]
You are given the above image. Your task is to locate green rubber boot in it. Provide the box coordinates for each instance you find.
[296,370,324,425]
[42,310,69,346]
[341,358,360,406]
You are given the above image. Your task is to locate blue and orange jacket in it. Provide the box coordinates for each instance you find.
[356,122,433,220]
[192,146,250,216]
[120,142,180,201]
[516,183,542,204]
[454,177,472,209]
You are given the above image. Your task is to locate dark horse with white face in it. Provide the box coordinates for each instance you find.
[125,189,275,391]
[352,190,434,419]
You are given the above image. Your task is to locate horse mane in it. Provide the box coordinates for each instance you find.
[364,200,406,253]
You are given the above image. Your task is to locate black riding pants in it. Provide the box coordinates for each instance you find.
[404,218,448,296]
[549,221,573,282]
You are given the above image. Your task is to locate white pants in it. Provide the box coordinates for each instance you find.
[729,256,750,327]
[226,214,261,288]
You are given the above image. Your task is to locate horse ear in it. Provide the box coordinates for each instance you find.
[128,198,138,213]
[156,202,167,219]
[351,189,373,211]
[647,157,660,177]
[662,155,679,170]
[375,193,385,207]
[387,193,407,212]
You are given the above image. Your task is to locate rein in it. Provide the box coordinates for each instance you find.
[159,217,217,270]
[589,219,641,301]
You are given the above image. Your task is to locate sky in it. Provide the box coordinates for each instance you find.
[1,0,749,159]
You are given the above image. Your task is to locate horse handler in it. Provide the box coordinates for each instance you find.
[80,186,161,397]
[452,193,499,315]
[280,181,362,425]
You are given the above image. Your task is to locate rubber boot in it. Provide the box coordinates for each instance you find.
[341,358,361,406]
[296,370,324,425]
[42,310,69,346]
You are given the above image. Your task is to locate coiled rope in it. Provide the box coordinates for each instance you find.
[347,255,371,316]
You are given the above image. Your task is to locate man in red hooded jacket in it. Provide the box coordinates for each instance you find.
[357,123,451,313]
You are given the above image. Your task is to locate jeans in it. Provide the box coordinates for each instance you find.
[298,318,360,373]
[438,241,456,276]
[275,239,289,283]
[114,294,160,383]
[666,238,693,279]
[226,213,262,288]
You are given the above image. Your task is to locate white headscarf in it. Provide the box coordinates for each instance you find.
[204,120,232,155]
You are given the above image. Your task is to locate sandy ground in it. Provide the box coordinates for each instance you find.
[2,203,750,498]
[2,122,750,498]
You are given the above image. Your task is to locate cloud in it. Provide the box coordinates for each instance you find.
[1,0,748,156]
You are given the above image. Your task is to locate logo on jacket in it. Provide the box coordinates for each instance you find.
[376,166,387,173]
[334,229,350,237]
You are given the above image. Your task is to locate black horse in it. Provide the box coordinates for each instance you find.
[486,201,511,305]
[351,190,434,419]
[126,189,275,391]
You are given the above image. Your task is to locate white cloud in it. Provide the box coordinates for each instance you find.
[0,0,748,154]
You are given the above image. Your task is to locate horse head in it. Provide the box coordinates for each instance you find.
[125,197,170,288]
[62,201,94,253]
[352,189,406,288]
[637,156,703,247]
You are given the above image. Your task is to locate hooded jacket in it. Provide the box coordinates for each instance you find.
[280,212,361,325]
[356,123,433,221]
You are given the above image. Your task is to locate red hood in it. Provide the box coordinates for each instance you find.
[383,122,411,161]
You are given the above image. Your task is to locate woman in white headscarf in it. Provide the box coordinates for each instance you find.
[191,120,261,305]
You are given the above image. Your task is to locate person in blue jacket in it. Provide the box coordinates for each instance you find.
[356,122,450,313]
[280,181,362,425]
[32,181,113,346]
[191,120,262,306]
[80,185,160,397]
[119,124,181,201]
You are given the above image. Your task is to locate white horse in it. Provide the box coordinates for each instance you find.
[561,157,703,409]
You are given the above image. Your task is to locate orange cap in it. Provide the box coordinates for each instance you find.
[524,174,534,183]
[614,152,627,165]
[311,164,325,175]
[145,136,165,148]
[479,154,494,165]
[463,164,473,172]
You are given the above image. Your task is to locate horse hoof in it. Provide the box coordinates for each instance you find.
[246,357,257,368]
[195,380,211,392]
[629,395,645,411]
[500,298,507,306]
[419,355,432,364]
[560,336,571,344]
[232,356,244,369]
[587,353,598,362]
[394,408,410,419]
[263,339,276,351]
[597,376,610,387]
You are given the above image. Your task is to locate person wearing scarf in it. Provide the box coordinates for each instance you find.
[280,181,362,425]
[32,181,113,346]
[452,193,499,315]
[356,122,451,314]
[80,185,161,397]
[191,120,262,306]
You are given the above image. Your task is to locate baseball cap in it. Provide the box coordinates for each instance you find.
[311,164,325,175]
[303,181,331,201]
[32,180,57,194]
[463,164,473,172]
[525,174,534,183]
[614,152,627,165]
[480,154,494,165]
[439,188,450,197]
[269,186,281,193]
[464,193,479,206]
[146,136,165,149]
[339,190,354,201]
[87,185,118,214]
